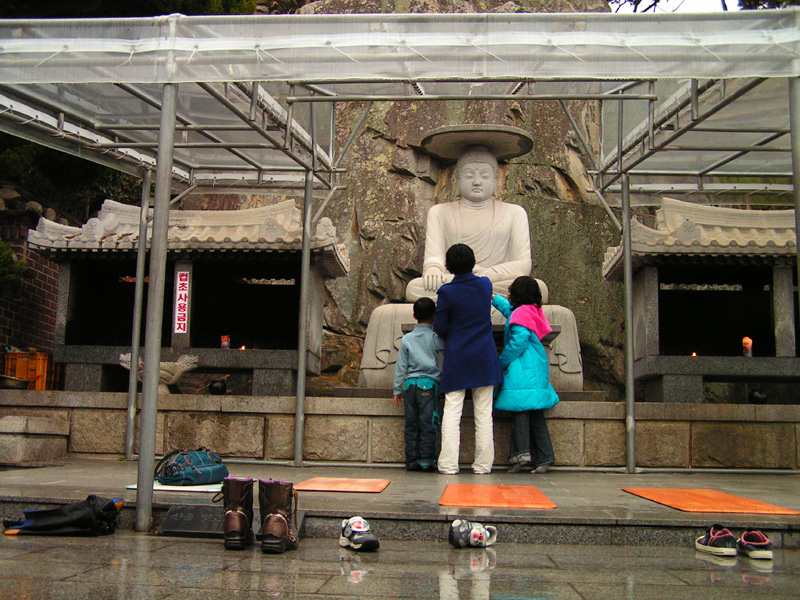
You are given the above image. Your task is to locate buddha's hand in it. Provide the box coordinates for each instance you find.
[423,267,452,292]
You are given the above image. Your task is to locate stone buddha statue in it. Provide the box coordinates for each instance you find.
[359,125,581,392]
[405,145,532,302]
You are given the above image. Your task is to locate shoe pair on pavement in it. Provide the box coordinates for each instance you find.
[695,524,773,559]
[406,461,435,472]
[507,461,552,474]
[340,516,380,552]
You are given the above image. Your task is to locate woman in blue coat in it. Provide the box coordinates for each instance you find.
[492,276,559,474]
[434,244,503,475]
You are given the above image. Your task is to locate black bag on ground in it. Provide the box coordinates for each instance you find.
[3,495,123,536]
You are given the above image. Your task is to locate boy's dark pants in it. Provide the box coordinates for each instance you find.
[403,384,438,468]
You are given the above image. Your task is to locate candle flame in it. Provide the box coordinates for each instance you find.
[691,352,697,357]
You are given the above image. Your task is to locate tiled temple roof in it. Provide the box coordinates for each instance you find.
[603,198,796,280]
[27,199,349,278]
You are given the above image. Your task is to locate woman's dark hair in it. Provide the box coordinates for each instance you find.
[508,276,542,309]
[444,243,476,275]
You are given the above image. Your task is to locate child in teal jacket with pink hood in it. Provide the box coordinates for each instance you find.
[492,276,559,474]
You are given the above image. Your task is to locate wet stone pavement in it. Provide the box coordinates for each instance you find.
[0,531,798,600]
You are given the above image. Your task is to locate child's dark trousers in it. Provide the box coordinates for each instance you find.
[403,383,439,468]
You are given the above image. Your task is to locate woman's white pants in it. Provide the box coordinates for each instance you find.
[437,386,495,474]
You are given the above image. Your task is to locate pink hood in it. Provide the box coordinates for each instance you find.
[509,304,552,342]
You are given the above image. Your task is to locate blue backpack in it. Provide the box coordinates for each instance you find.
[154,448,229,485]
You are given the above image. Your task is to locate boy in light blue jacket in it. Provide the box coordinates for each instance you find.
[393,297,445,471]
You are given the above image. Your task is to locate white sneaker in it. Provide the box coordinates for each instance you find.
[339,516,380,552]
[448,519,497,548]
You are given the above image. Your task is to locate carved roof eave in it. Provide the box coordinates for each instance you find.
[602,240,797,280]
[26,199,350,278]
[602,198,797,280]
[30,236,350,278]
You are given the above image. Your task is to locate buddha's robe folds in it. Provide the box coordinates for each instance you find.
[406,198,532,301]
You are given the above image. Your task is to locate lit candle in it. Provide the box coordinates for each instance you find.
[742,337,752,357]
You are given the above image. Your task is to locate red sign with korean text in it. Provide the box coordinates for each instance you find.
[174,271,190,334]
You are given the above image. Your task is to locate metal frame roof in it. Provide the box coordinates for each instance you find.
[0,10,798,202]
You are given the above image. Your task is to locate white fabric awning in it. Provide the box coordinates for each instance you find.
[0,10,798,199]
[1,12,798,84]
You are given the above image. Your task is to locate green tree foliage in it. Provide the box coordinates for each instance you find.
[1,0,257,18]
[738,0,800,7]
[0,134,140,222]
[260,0,310,13]
[137,0,259,16]
[608,0,730,11]
[609,0,799,11]
[0,241,27,297]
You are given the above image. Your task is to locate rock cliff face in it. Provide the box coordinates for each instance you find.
[299,0,625,399]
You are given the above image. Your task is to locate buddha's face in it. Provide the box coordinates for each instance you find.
[457,161,497,203]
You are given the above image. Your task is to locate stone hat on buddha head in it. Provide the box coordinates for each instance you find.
[420,124,534,165]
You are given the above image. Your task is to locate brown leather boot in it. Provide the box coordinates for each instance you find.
[220,477,254,550]
[258,478,299,554]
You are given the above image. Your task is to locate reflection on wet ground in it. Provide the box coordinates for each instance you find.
[1,531,798,599]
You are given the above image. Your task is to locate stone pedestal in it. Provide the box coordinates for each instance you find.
[359,303,583,392]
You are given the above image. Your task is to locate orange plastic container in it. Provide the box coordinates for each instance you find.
[4,352,49,390]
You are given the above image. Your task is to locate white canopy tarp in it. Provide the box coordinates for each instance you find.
[0,11,797,84]
[0,10,798,197]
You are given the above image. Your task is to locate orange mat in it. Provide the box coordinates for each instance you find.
[294,477,391,493]
[623,488,799,515]
[439,484,556,510]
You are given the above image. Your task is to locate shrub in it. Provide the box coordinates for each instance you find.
[0,241,27,297]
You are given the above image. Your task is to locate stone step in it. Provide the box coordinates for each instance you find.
[1,459,797,547]
[0,416,69,465]
[334,387,606,402]
[141,503,793,548]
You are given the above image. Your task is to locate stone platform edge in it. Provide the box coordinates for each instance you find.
[0,496,797,549]
[0,390,798,470]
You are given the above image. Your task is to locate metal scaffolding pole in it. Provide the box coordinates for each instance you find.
[789,77,800,306]
[622,173,636,474]
[293,169,314,467]
[288,93,657,103]
[124,169,152,461]
[603,79,766,192]
[135,83,178,531]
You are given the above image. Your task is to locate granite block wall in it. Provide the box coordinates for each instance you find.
[0,391,798,469]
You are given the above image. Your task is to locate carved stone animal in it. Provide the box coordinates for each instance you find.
[119,353,199,394]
